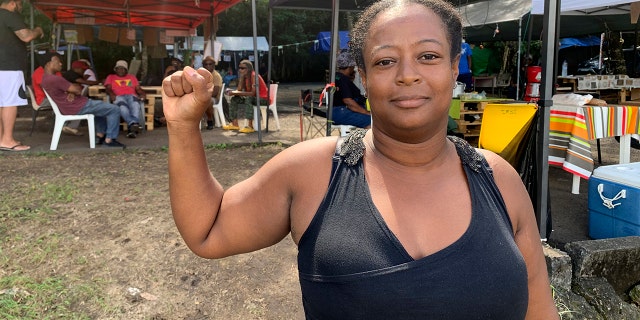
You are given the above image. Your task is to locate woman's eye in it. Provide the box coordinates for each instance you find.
[375,59,394,66]
[419,53,437,61]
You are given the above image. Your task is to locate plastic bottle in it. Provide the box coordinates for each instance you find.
[561,60,568,77]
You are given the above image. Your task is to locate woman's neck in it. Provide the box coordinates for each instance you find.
[365,129,452,169]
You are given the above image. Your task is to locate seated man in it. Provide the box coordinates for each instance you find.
[32,56,82,136]
[201,56,223,130]
[105,60,146,138]
[40,52,125,149]
[332,51,371,128]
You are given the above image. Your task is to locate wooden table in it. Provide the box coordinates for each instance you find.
[88,85,158,131]
[549,104,640,194]
[473,75,496,94]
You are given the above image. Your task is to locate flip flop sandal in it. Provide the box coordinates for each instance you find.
[0,143,30,152]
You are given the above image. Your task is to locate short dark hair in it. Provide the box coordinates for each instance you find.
[37,51,60,68]
[350,0,462,72]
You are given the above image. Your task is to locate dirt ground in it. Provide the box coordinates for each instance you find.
[1,144,305,319]
[2,83,640,319]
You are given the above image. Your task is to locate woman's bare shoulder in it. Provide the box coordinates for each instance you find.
[259,137,340,180]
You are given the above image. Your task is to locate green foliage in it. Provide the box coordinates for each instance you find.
[0,180,77,220]
[0,274,103,319]
[205,143,231,150]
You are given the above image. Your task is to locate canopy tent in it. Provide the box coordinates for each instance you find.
[217,37,270,52]
[532,0,633,15]
[530,0,639,38]
[457,0,531,42]
[311,31,350,54]
[32,0,243,30]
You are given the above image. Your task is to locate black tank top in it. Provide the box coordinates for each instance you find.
[297,130,528,319]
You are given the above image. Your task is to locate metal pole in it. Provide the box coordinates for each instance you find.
[537,0,560,239]
[251,0,262,142]
[266,7,273,132]
[30,2,34,75]
[326,0,340,136]
[516,16,522,99]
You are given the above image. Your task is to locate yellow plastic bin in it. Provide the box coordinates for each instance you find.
[478,103,538,166]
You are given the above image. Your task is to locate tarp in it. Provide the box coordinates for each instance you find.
[559,36,601,50]
[311,31,349,54]
[32,0,243,30]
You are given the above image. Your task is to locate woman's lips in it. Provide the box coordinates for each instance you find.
[391,95,429,108]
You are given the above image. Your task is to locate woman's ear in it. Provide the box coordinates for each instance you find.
[359,68,367,94]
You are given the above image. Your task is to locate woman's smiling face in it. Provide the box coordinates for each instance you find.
[360,4,459,141]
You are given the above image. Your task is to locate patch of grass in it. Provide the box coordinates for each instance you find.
[0,274,108,319]
[205,143,232,150]
[552,285,576,319]
[0,180,77,220]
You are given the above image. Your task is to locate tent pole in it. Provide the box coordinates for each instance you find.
[326,0,340,136]
[251,0,262,142]
[266,7,273,131]
[516,16,522,99]
[30,2,34,76]
[537,0,560,239]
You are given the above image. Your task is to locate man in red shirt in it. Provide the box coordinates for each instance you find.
[105,60,146,138]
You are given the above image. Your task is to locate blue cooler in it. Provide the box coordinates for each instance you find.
[588,162,640,239]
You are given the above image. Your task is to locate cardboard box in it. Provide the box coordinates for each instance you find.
[588,162,640,239]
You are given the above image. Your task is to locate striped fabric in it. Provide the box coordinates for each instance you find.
[549,104,640,179]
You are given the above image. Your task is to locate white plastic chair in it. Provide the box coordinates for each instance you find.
[253,83,280,131]
[26,85,53,136]
[213,83,227,127]
[43,89,96,150]
[331,124,356,137]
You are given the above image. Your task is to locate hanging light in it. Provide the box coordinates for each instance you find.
[493,23,500,38]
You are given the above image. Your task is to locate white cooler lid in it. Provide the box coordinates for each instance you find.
[592,162,640,188]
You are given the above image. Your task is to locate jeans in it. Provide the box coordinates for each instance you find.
[78,100,121,140]
[114,94,142,125]
[332,106,371,128]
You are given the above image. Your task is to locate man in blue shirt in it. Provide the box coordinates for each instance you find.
[456,39,473,92]
[332,51,371,128]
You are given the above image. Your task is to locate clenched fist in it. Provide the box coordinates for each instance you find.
[162,67,214,129]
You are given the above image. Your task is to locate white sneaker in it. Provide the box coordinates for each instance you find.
[62,126,83,136]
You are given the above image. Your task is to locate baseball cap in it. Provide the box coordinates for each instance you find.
[71,60,88,70]
[337,51,356,69]
[114,60,128,71]
[78,59,91,67]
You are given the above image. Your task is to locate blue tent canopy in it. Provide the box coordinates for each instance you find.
[559,36,601,50]
[311,31,350,54]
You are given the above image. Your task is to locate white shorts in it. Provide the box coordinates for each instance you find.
[0,71,28,107]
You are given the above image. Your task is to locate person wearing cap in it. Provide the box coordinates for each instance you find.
[40,52,125,149]
[201,56,224,130]
[77,59,97,88]
[63,60,99,90]
[105,60,146,138]
[333,51,371,128]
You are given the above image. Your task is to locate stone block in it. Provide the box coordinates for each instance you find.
[543,242,573,291]
[565,237,640,295]
[552,286,603,320]
[573,277,640,319]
